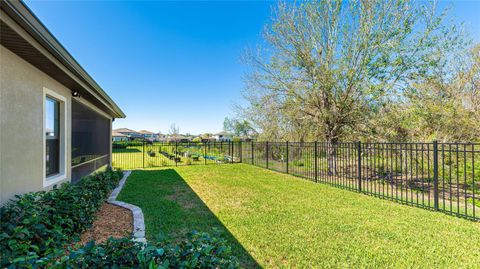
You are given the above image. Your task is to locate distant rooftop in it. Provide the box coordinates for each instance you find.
[113,128,139,133]
[138,130,155,134]
[112,130,128,137]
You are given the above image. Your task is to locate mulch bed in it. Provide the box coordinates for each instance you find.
[80,203,133,244]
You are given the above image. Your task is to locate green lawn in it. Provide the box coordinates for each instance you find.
[112,144,233,169]
[117,164,480,268]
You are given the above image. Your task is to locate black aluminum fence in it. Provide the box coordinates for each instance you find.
[112,141,241,170]
[112,140,479,221]
[241,141,479,221]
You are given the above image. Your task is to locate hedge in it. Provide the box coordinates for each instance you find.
[35,231,239,269]
[0,168,123,268]
[112,141,144,149]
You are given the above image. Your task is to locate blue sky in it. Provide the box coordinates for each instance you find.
[26,1,479,135]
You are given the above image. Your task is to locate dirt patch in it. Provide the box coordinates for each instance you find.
[80,203,133,244]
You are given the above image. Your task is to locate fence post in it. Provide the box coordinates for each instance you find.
[239,141,242,163]
[231,141,234,164]
[251,141,254,165]
[433,141,439,211]
[227,141,230,160]
[286,141,289,174]
[314,141,318,182]
[204,141,207,165]
[175,140,178,167]
[143,140,145,169]
[266,141,269,169]
[357,141,362,192]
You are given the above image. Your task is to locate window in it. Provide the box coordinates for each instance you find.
[43,88,66,187]
[45,97,60,176]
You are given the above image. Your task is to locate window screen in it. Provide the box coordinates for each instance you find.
[71,100,110,181]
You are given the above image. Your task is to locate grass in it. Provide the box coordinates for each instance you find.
[112,146,219,169]
[117,164,480,268]
[112,144,235,169]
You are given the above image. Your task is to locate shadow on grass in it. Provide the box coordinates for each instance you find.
[118,169,260,268]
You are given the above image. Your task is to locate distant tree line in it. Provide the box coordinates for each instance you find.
[235,0,479,143]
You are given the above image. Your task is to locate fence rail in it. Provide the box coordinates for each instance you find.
[112,140,479,221]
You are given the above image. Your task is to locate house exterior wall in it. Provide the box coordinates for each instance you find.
[0,45,72,204]
[0,3,122,205]
[112,136,127,142]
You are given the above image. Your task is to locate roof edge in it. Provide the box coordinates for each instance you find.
[1,0,125,118]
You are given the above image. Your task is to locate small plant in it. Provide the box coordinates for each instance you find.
[185,158,192,165]
[292,160,304,167]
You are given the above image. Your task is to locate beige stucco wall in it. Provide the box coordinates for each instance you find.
[0,45,72,204]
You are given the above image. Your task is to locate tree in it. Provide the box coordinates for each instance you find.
[223,117,256,137]
[168,123,180,141]
[241,0,465,173]
[372,44,480,142]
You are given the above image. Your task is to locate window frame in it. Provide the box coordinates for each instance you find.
[43,87,67,187]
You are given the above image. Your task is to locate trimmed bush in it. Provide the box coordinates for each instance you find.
[0,168,123,268]
[39,231,239,269]
[112,141,144,149]
[112,142,128,149]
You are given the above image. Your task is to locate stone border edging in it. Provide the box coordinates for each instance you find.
[108,171,146,243]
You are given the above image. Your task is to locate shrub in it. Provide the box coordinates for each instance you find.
[112,142,127,149]
[0,168,123,268]
[36,231,239,269]
[112,141,145,149]
[216,156,229,163]
[185,158,192,165]
[165,230,239,268]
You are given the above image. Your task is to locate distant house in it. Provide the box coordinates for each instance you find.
[157,133,168,142]
[167,135,191,143]
[213,132,232,142]
[112,131,128,142]
[202,136,216,143]
[0,1,125,204]
[138,130,158,141]
[113,128,143,140]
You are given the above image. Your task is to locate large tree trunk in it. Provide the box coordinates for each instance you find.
[326,132,338,176]
[327,141,338,176]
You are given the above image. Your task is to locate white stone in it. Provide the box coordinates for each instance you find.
[107,170,146,243]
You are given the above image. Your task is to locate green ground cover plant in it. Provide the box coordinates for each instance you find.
[0,168,123,268]
[118,164,480,268]
[33,231,238,269]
